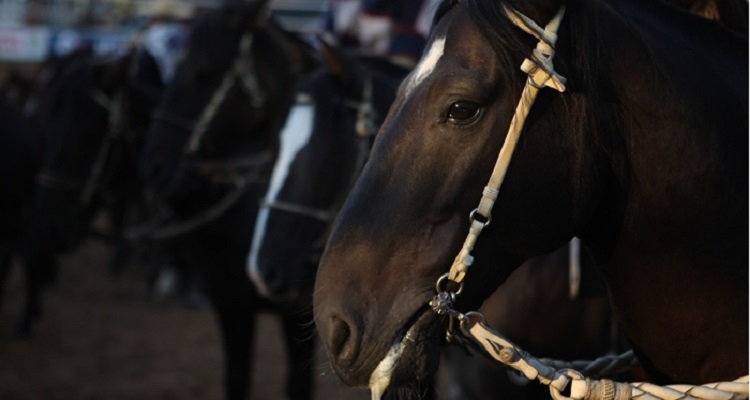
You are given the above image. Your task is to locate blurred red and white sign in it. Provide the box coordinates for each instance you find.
[0,27,51,62]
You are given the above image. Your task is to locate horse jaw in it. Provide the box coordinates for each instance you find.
[368,306,442,398]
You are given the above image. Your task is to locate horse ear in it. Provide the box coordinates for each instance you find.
[317,35,349,84]
[228,0,272,32]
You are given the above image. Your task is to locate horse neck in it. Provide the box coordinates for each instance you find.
[581,0,748,270]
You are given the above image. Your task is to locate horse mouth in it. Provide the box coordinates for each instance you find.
[368,304,443,397]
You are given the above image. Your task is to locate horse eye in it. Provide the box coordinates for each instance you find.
[447,101,480,122]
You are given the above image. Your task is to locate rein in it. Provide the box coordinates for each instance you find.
[428,6,749,400]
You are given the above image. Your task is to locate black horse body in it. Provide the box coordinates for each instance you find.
[313,0,747,395]
[140,2,319,399]
[0,48,153,337]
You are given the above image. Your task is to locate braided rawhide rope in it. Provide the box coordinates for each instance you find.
[438,309,749,400]
[501,350,639,387]
[551,369,749,400]
[540,351,638,379]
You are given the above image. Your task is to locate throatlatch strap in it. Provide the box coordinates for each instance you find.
[447,6,567,284]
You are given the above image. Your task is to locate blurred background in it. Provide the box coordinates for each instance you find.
[0,1,448,399]
[0,0,328,81]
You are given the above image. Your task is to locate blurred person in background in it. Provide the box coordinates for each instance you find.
[325,0,441,67]
[132,0,192,93]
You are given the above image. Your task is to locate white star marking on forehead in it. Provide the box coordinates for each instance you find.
[404,36,446,98]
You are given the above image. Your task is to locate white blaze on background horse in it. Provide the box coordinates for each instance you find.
[247,98,316,296]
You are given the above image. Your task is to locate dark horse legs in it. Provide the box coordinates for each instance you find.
[0,242,12,312]
[178,235,256,400]
[14,242,54,339]
[188,233,319,400]
[211,282,258,400]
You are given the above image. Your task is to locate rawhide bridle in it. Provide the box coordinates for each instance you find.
[131,32,275,241]
[427,2,574,394]
[150,30,267,153]
[151,32,266,156]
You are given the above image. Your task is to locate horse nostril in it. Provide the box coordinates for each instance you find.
[327,314,358,365]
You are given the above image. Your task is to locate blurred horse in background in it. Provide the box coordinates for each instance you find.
[139,1,319,398]
[0,46,160,338]
[246,40,411,303]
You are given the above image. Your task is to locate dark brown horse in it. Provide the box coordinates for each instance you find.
[313,0,747,397]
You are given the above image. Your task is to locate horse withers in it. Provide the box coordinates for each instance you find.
[313,0,747,396]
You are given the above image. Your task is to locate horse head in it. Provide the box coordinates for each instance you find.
[246,39,410,304]
[141,0,317,204]
[314,0,747,394]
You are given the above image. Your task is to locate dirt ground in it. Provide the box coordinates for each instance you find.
[0,238,369,400]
